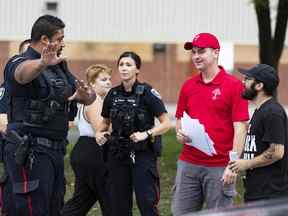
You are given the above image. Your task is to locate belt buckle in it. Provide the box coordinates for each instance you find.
[37,137,52,148]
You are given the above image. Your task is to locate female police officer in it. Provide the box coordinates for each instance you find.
[96,51,171,216]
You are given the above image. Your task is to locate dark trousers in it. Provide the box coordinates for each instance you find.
[61,136,110,216]
[4,141,65,216]
[108,150,160,216]
[0,172,14,215]
[0,136,13,215]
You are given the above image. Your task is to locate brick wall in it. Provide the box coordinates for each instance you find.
[0,41,287,105]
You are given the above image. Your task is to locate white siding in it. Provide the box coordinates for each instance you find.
[0,0,287,44]
[0,0,45,40]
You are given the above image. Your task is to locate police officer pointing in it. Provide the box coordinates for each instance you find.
[3,15,95,216]
[96,51,171,216]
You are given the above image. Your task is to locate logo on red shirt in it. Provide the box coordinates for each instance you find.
[212,88,221,100]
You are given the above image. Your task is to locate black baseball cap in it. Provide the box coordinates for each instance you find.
[239,64,279,91]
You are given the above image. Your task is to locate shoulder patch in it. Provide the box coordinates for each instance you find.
[0,87,5,100]
[150,88,162,99]
[11,56,26,63]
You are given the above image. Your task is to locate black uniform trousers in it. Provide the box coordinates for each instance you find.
[0,135,14,215]
[0,167,14,215]
[4,140,65,216]
[61,136,110,216]
[107,149,160,216]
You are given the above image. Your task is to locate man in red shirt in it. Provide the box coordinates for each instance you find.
[171,33,249,215]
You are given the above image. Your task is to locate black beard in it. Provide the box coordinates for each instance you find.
[57,49,62,57]
[242,82,258,100]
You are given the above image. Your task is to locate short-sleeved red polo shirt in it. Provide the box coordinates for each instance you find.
[175,66,249,166]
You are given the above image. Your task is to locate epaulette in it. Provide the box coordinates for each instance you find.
[135,82,152,96]
[143,82,152,89]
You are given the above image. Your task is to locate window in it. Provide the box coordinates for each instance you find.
[44,1,58,15]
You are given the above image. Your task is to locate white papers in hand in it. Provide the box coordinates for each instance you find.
[181,112,217,156]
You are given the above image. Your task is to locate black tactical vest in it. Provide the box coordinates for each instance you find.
[9,64,74,133]
[109,84,154,139]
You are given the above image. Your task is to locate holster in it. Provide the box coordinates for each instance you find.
[6,130,30,166]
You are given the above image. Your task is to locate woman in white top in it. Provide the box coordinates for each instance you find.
[62,64,112,216]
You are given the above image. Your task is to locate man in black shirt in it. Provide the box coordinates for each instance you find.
[229,64,288,202]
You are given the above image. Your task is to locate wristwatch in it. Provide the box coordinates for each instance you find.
[146,129,153,139]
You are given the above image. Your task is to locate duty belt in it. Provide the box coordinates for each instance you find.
[111,136,150,152]
[32,137,67,150]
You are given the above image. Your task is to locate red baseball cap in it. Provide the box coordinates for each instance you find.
[184,33,220,50]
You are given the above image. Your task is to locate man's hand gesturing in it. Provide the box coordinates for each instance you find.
[40,42,65,66]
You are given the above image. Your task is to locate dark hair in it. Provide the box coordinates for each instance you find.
[262,83,276,96]
[117,51,141,69]
[254,79,275,97]
[18,39,31,53]
[31,15,65,42]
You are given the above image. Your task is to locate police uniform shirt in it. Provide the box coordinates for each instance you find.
[4,47,77,138]
[5,47,76,100]
[102,80,167,125]
[0,83,8,114]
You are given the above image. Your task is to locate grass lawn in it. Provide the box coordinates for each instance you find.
[64,129,244,215]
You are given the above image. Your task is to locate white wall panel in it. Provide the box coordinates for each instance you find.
[0,0,46,40]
